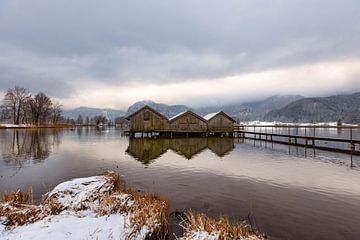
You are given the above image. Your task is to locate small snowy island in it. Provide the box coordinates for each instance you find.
[0,172,266,240]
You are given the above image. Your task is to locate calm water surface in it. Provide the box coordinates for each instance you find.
[1,127,360,239]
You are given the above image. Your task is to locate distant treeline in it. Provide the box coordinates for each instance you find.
[1,86,63,125]
[65,115,129,126]
[66,114,110,125]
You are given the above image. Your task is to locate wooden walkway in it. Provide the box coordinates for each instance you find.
[234,125,360,155]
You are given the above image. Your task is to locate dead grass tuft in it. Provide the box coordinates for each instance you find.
[96,188,169,240]
[0,204,41,227]
[2,188,33,205]
[180,211,267,240]
[42,197,63,215]
[129,192,169,240]
[0,189,41,227]
[103,171,125,191]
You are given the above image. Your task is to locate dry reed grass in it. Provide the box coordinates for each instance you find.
[95,173,169,239]
[0,188,41,227]
[180,211,267,240]
[2,188,33,205]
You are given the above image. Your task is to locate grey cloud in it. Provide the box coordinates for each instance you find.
[0,65,73,98]
[0,0,360,104]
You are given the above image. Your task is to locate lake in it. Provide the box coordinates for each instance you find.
[1,127,360,239]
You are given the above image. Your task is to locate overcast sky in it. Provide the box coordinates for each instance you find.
[0,0,359,109]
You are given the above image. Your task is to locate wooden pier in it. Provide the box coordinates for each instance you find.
[234,125,360,155]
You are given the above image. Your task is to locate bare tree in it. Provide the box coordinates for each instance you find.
[2,86,31,124]
[85,116,90,125]
[29,92,53,125]
[94,115,107,125]
[51,102,63,124]
[77,115,84,125]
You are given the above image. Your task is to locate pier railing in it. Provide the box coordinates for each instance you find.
[234,125,360,155]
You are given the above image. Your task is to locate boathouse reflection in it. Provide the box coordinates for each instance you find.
[125,138,170,165]
[126,137,235,165]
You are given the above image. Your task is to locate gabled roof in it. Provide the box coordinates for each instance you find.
[125,105,168,120]
[169,110,207,123]
[203,111,236,122]
[203,112,220,120]
[168,111,187,121]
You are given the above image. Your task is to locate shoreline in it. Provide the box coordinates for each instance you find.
[0,124,99,129]
[0,172,266,240]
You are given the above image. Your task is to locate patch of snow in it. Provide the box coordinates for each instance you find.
[44,175,114,211]
[179,230,263,240]
[0,124,33,128]
[0,211,150,240]
[169,111,187,121]
[203,112,220,121]
[240,121,345,127]
[0,217,6,232]
[182,230,219,240]
[1,174,159,240]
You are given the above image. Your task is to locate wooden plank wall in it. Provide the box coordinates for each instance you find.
[208,114,234,132]
[170,113,207,132]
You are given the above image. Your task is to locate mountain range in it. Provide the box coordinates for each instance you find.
[63,92,360,124]
[125,95,303,121]
[126,100,191,118]
[196,95,303,121]
[265,92,360,123]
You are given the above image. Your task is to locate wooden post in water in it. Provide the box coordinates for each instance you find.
[313,127,316,146]
[264,127,267,148]
[350,128,355,152]
[305,127,307,146]
[288,127,291,144]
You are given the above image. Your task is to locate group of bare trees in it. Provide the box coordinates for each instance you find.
[73,114,108,125]
[1,86,63,125]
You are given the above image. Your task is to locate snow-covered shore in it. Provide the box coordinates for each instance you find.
[0,124,70,128]
[0,172,266,240]
[240,121,359,127]
[0,172,168,240]
[0,124,31,128]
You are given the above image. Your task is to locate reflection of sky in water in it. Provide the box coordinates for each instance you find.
[0,128,359,197]
[1,127,360,239]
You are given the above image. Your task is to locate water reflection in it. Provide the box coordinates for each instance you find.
[0,129,62,166]
[207,138,236,157]
[126,138,169,165]
[1,128,360,239]
[246,138,360,169]
[126,137,234,164]
[170,138,208,159]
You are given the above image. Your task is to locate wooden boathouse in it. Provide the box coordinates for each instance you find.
[204,111,235,133]
[126,105,170,133]
[125,106,236,136]
[169,111,207,133]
